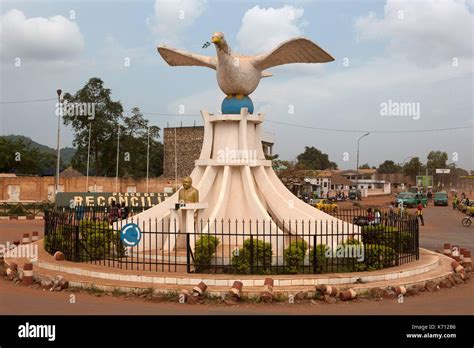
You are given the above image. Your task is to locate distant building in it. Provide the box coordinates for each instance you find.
[163,126,205,179]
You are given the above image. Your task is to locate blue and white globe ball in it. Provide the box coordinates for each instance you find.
[221,95,254,114]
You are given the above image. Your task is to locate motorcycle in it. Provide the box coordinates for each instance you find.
[462,214,472,227]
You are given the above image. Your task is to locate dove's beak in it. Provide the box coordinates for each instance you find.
[212,36,221,44]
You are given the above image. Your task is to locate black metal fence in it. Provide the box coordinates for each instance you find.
[44,206,419,275]
[1,202,52,217]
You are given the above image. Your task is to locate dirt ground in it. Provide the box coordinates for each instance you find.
[0,275,472,315]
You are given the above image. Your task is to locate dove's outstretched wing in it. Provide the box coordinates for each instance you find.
[251,38,334,71]
[158,46,217,70]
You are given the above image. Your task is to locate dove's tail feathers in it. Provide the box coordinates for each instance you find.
[261,71,273,78]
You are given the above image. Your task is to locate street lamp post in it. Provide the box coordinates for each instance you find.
[86,121,92,192]
[146,126,150,193]
[115,124,120,193]
[55,89,62,196]
[356,132,370,192]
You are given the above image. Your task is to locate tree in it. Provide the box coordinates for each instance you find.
[0,137,57,175]
[377,160,401,173]
[63,77,124,176]
[402,157,424,180]
[358,163,371,169]
[63,78,164,178]
[119,108,163,178]
[296,146,338,170]
[427,151,448,170]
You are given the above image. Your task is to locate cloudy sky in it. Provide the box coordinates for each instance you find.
[0,0,473,170]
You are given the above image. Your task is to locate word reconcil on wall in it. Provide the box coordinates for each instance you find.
[55,192,171,207]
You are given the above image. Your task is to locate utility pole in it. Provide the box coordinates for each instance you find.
[146,126,150,193]
[86,121,92,192]
[356,132,370,192]
[55,89,62,197]
[115,124,120,193]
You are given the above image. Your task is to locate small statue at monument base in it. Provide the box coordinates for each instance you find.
[178,176,199,204]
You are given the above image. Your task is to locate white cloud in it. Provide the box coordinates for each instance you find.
[147,0,208,45]
[0,9,85,60]
[355,0,473,66]
[236,5,307,54]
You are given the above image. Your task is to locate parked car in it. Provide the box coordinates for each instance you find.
[433,191,448,206]
[349,190,362,201]
[313,199,338,213]
[414,193,428,207]
[396,192,417,208]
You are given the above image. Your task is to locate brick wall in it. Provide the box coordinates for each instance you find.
[163,126,204,178]
[0,176,180,202]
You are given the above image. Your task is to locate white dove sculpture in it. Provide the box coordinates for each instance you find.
[157,31,334,99]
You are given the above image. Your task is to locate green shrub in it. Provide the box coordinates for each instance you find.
[46,220,124,261]
[79,219,111,237]
[362,226,412,253]
[231,238,273,274]
[284,240,308,274]
[44,232,73,257]
[361,244,396,270]
[308,244,328,273]
[193,235,220,272]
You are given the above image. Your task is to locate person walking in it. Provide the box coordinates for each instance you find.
[416,202,425,226]
[452,195,458,210]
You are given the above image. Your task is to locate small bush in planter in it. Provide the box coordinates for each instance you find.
[362,244,396,270]
[81,220,124,260]
[193,235,220,272]
[284,240,308,274]
[231,238,273,274]
[308,244,328,273]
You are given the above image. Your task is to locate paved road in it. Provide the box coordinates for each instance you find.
[418,204,473,251]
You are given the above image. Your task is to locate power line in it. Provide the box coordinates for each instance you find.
[3,99,471,134]
[0,98,57,104]
[265,119,474,134]
[138,111,473,134]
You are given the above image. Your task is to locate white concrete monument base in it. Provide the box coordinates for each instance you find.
[120,108,357,254]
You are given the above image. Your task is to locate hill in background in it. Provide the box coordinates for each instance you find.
[2,134,76,166]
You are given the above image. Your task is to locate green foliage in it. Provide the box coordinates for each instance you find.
[63,79,163,177]
[231,238,273,274]
[0,136,58,175]
[361,244,396,270]
[402,157,424,181]
[361,224,412,253]
[296,146,338,170]
[283,240,308,274]
[81,220,124,260]
[308,244,328,273]
[377,160,401,173]
[45,219,124,261]
[44,232,72,256]
[193,235,220,272]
